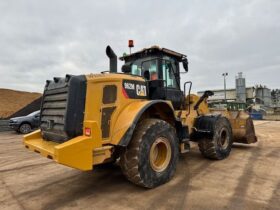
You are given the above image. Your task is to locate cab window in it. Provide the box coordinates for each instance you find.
[131,64,141,76]
[142,59,158,80]
[162,60,178,88]
[130,57,159,80]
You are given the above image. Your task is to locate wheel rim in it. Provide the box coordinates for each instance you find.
[218,128,229,149]
[149,137,172,172]
[20,124,31,134]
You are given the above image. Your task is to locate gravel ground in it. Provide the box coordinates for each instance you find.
[0,121,279,210]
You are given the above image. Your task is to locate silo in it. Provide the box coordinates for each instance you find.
[255,85,272,106]
[236,72,246,103]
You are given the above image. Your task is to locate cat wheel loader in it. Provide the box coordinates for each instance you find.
[23,44,257,188]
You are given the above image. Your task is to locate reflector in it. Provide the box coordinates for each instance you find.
[85,128,91,136]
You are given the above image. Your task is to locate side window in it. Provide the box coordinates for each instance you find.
[142,60,158,80]
[131,64,141,76]
[162,60,178,88]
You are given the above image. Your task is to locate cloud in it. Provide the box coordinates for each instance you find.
[0,0,279,93]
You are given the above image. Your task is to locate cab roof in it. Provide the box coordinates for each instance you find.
[119,46,187,62]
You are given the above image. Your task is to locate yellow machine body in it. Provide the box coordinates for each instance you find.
[23,46,257,173]
[24,75,256,171]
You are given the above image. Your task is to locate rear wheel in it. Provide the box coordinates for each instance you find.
[120,119,179,188]
[19,123,31,134]
[198,117,233,160]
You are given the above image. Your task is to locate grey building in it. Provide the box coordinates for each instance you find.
[271,89,280,107]
[255,85,271,107]
[197,87,255,102]
[197,72,272,107]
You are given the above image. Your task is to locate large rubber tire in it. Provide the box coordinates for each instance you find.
[198,117,233,160]
[120,119,179,188]
[19,123,32,134]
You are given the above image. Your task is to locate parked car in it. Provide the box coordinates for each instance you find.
[9,110,40,134]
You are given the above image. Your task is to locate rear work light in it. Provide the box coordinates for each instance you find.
[85,127,91,136]
[128,40,134,48]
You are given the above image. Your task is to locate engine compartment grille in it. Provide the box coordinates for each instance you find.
[40,75,86,143]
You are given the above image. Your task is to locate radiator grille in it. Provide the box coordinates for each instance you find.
[40,75,86,143]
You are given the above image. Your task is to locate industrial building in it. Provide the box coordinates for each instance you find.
[271,89,280,107]
[198,72,272,107]
[254,85,272,107]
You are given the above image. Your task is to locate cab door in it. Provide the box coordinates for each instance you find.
[139,57,184,109]
[161,59,184,110]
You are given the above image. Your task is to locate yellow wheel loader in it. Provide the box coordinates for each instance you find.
[23,45,257,188]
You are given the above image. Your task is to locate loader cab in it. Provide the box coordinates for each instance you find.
[120,46,188,109]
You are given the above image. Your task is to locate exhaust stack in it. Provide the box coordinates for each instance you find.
[106,46,117,73]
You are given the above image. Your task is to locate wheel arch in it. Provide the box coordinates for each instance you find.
[19,121,32,127]
[111,100,178,147]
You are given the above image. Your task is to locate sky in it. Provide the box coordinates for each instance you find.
[0,0,279,93]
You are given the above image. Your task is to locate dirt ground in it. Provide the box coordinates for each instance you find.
[0,121,279,210]
[0,88,41,118]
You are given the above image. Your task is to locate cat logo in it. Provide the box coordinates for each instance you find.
[136,84,147,96]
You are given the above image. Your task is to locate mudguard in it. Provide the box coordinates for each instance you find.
[191,114,223,140]
[111,100,176,146]
[191,111,257,144]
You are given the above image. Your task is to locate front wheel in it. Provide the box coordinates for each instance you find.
[120,119,179,188]
[19,123,32,134]
[198,117,233,160]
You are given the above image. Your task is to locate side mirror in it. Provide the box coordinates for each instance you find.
[182,59,188,72]
[121,64,131,73]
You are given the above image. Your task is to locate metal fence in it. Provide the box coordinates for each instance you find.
[0,120,11,132]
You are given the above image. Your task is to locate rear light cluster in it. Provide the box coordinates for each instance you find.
[85,128,91,136]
